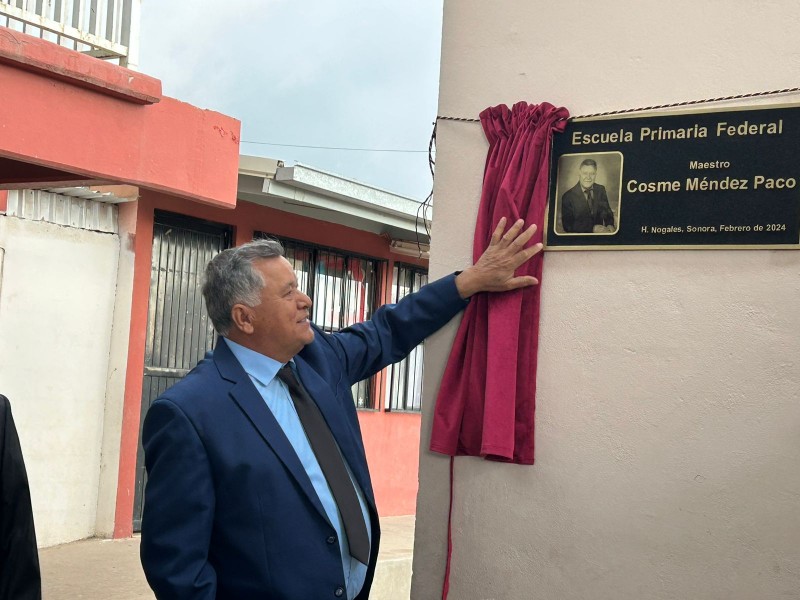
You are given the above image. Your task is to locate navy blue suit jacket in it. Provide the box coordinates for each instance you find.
[140,274,467,599]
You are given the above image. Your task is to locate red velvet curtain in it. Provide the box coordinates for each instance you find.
[430,101,568,465]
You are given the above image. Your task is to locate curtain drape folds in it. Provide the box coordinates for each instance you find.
[430,101,568,465]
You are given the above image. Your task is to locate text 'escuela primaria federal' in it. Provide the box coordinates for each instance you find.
[571,119,784,146]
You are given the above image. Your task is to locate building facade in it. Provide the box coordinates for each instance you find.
[1,2,429,547]
[412,1,800,598]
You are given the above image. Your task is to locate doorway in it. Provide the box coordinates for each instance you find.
[132,211,232,530]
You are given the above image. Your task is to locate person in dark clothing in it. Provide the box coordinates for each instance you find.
[0,394,42,600]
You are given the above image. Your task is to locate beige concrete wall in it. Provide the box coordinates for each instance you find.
[0,216,120,547]
[412,1,800,598]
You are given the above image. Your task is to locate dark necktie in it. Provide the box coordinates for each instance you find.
[585,188,594,213]
[277,364,371,564]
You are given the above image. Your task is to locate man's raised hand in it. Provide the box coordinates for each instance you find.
[454,217,543,299]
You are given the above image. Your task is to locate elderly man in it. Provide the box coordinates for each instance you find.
[560,158,615,233]
[140,218,541,600]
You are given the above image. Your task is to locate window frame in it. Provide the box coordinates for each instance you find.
[385,263,429,413]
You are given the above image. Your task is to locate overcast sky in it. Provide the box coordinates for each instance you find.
[137,0,443,201]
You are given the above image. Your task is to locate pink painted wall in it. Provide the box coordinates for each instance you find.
[0,27,240,207]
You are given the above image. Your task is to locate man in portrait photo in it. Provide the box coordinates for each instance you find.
[559,158,616,234]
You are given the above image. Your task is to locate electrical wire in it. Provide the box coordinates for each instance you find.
[239,140,429,153]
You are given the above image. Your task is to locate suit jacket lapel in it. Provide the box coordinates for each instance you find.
[212,339,330,524]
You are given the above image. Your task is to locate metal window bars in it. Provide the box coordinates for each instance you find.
[256,233,383,410]
[385,264,428,412]
[0,0,138,65]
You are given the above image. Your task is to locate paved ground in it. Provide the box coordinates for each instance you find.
[39,515,415,599]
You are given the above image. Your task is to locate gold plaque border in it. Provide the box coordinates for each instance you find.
[544,101,800,251]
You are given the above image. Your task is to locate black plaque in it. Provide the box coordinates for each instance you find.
[545,104,800,249]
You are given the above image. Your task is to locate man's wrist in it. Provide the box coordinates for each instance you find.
[454,268,479,299]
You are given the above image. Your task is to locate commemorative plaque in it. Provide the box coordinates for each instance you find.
[545,104,800,249]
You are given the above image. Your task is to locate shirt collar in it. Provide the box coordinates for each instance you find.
[222,337,286,387]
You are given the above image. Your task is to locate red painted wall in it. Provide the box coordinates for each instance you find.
[358,410,423,515]
[0,28,240,207]
[114,191,426,536]
[0,190,7,213]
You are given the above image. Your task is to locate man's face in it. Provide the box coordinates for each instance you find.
[246,257,314,362]
[579,165,597,189]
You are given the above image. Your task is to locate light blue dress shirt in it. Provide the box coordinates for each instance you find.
[224,338,371,600]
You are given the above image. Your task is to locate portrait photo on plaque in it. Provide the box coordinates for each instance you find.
[554,151,623,235]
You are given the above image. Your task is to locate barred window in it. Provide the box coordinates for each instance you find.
[386,264,428,412]
[255,234,382,409]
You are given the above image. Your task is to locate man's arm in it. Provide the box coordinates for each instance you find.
[561,194,575,232]
[326,273,467,383]
[328,218,541,383]
[140,399,217,600]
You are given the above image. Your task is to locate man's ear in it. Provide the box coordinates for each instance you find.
[231,304,255,334]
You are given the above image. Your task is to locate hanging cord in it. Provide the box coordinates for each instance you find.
[436,85,800,123]
[413,120,436,250]
[441,456,455,600]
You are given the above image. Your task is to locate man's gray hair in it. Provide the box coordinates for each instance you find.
[202,238,285,336]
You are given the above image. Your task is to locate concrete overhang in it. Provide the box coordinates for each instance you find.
[237,160,432,243]
[0,27,240,208]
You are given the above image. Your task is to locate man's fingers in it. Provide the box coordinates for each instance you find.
[508,242,543,268]
[507,223,537,250]
[490,217,508,245]
[506,275,539,289]
[529,241,544,256]
[500,219,525,245]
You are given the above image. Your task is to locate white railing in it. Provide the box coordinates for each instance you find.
[0,0,140,67]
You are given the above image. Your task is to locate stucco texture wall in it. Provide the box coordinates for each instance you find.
[0,216,119,547]
[412,1,800,599]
